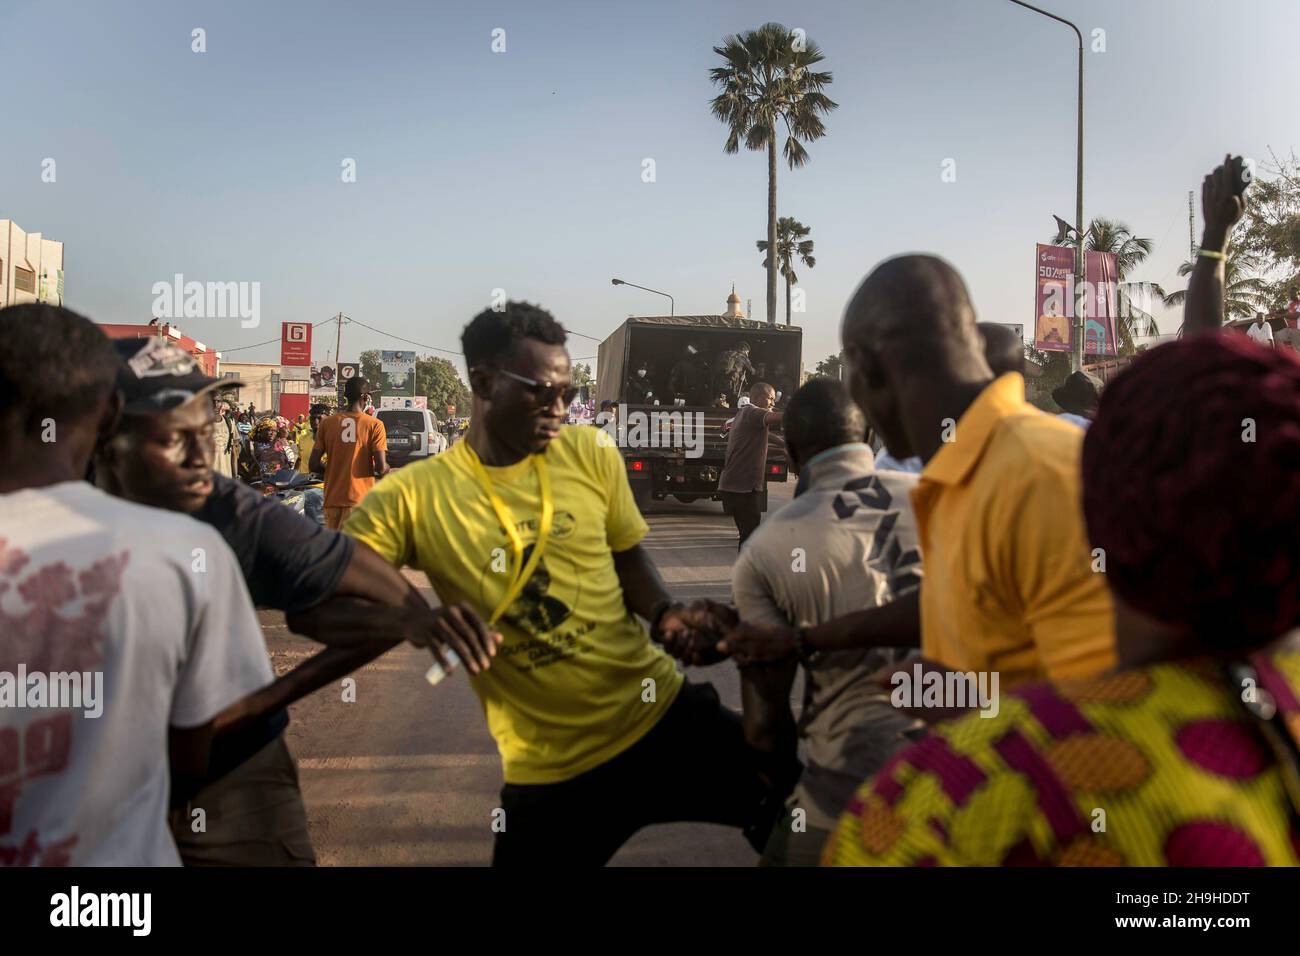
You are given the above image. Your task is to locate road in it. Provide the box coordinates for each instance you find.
[263,480,796,866]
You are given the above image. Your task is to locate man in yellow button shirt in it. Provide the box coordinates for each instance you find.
[343,301,795,865]
[722,255,1115,694]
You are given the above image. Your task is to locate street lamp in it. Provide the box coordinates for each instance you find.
[611,278,674,316]
[1008,0,1085,372]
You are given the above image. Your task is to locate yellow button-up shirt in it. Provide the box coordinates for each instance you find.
[910,373,1115,687]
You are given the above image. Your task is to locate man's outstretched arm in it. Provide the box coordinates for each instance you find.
[719,589,921,664]
[1183,154,1250,336]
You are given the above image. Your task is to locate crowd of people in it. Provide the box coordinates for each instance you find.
[2,154,1299,868]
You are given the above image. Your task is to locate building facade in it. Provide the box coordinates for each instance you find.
[1,220,64,308]
[97,322,221,376]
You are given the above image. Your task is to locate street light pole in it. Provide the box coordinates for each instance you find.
[1008,0,1085,372]
[611,278,674,316]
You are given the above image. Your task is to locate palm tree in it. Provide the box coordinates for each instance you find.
[1161,246,1272,321]
[756,217,816,325]
[1047,217,1165,354]
[711,23,836,325]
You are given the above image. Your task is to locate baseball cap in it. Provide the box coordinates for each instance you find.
[113,336,239,414]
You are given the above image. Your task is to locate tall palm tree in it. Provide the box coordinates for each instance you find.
[711,23,836,325]
[1161,246,1271,320]
[756,217,816,325]
[1047,217,1165,354]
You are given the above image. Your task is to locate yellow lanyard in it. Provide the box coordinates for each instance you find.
[464,443,553,624]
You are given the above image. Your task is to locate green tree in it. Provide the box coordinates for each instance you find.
[757,217,816,325]
[1238,149,1300,306]
[711,22,836,326]
[358,349,381,391]
[1161,242,1272,319]
[572,362,593,388]
[813,352,843,379]
[416,355,471,418]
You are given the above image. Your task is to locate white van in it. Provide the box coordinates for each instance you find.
[376,408,446,466]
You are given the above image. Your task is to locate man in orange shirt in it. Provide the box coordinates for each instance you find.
[310,377,389,529]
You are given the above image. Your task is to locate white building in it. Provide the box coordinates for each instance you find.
[1,220,64,308]
[217,362,280,412]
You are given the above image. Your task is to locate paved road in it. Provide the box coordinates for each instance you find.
[264,480,796,866]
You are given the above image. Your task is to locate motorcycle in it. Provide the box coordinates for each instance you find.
[251,468,325,524]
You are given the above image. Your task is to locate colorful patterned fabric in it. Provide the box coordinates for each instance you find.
[825,649,1300,866]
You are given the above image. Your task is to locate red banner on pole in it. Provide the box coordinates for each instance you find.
[281,322,312,366]
[1034,244,1075,352]
[1083,250,1119,356]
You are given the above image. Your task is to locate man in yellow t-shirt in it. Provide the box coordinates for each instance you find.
[343,301,794,866]
[722,255,1114,693]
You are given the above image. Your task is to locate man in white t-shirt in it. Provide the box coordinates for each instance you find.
[0,304,273,865]
[1246,312,1275,347]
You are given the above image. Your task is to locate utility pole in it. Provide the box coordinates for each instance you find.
[334,313,344,404]
[1189,190,1196,260]
[1008,0,1085,372]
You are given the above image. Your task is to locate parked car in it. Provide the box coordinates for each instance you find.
[376,408,446,466]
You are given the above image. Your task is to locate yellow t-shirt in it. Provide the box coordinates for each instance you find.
[910,373,1116,686]
[343,425,683,784]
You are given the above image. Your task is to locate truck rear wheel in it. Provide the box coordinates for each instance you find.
[632,481,653,514]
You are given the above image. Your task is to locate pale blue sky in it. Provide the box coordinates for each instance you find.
[4,0,1296,376]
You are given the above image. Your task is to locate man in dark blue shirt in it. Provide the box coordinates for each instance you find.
[97,338,501,865]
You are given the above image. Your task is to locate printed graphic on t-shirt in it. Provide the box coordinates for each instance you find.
[831,475,922,595]
[478,515,593,673]
[0,539,130,865]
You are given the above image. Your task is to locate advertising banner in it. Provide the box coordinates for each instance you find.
[1083,250,1119,356]
[1034,244,1075,352]
[281,322,312,366]
[380,350,416,395]
[380,396,427,410]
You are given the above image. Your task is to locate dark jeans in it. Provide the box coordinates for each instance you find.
[492,681,798,867]
[721,490,762,549]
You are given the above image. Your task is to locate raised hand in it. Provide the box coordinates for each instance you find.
[1202,153,1250,249]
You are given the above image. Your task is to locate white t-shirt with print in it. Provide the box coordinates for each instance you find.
[0,482,273,866]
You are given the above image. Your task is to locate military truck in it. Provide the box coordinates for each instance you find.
[595,315,802,512]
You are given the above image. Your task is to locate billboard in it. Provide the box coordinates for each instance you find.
[380,396,427,410]
[337,362,359,402]
[281,322,312,366]
[380,350,416,395]
[1083,250,1119,356]
[1034,244,1075,352]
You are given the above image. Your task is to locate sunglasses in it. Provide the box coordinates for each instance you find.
[486,367,579,407]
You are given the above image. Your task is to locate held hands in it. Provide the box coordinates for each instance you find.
[656,598,738,666]
[716,620,799,666]
[1202,154,1250,248]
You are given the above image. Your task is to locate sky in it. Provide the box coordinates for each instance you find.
[4,0,1297,379]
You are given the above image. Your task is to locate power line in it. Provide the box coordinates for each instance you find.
[217,313,602,359]
[215,314,341,354]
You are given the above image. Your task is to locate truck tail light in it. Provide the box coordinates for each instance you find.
[769,463,784,475]
[629,459,645,472]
